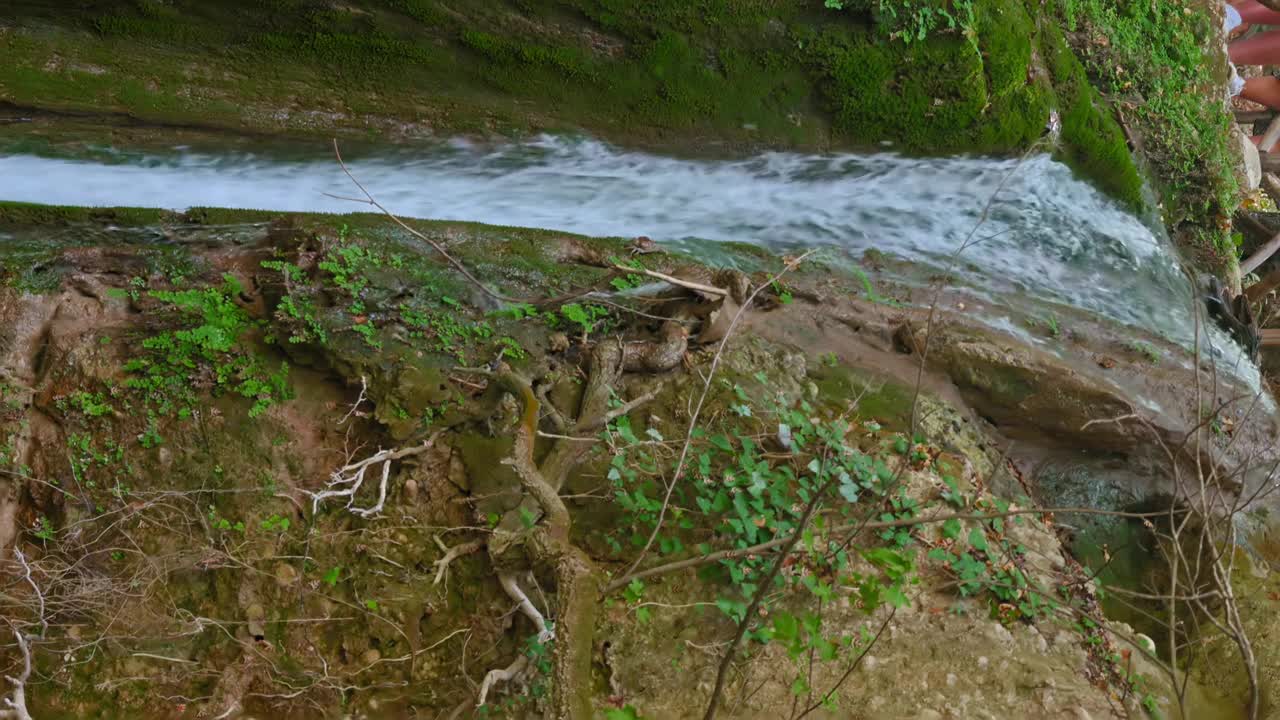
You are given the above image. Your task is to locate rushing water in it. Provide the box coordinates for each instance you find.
[0,134,1258,385]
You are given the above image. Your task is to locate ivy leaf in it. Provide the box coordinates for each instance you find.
[883,584,909,608]
[322,566,341,587]
[942,518,962,540]
[772,612,799,643]
[969,527,989,552]
[861,547,913,580]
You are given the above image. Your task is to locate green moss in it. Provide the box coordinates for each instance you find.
[1038,22,1144,209]
[1,0,1159,223]
[0,200,172,226]
[812,366,916,432]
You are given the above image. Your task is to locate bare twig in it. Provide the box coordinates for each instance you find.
[608,263,727,297]
[330,140,518,304]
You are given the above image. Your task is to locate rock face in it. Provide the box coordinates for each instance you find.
[0,209,1256,718]
[1235,123,1263,192]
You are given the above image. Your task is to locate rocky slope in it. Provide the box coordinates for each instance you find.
[0,204,1265,718]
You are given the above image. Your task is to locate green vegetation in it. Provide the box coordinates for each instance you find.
[1126,340,1161,364]
[1056,0,1239,269]
[606,383,917,703]
[826,0,977,45]
[123,273,292,421]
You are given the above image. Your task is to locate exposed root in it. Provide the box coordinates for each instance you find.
[309,435,436,517]
[499,572,553,643]
[431,537,484,587]
[477,654,531,708]
[1,630,32,720]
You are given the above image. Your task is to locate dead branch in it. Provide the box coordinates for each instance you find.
[431,537,484,587]
[608,263,727,298]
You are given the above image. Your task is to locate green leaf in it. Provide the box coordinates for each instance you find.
[322,566,341,587]
[772,612,799,643]
[838,481,859,503]
[791,675,809,696]
[861,547,913,580]
[942,518,962,540]
[883,585,908,608]
[968,527,989,552]
[519,506,538,529]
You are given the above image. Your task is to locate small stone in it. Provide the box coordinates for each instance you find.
[862,655,878,672]
[246,603,266,638]
[274,563,300,587]
[946,673,958,687]
[403,478,419,502]
[157,446,173,468]
[549,333,570,353]
[918,711,943,720]
[1074,709,1094,720]
[362,648,381,665]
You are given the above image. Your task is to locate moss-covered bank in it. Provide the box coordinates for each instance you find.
[4,0,1144,204]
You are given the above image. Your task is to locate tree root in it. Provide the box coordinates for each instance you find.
[478,653,531,708]
[309,436,436,516]
[465,342,623,718]
[431,537,484,587]
[499,572,553,643]
[1,630,32,720]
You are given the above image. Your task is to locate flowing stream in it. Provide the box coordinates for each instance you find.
[0,134,1258,387]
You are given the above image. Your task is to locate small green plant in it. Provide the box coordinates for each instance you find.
[521,629,554,698]
[1027,313,1062,338]
[497,336,528,361]
[207,506,246,534]
[322,565,342,587]
[124,274,291,419]
[559,303,610,336]
[58,390,114,418]
[1125,340,1160,364]
[825,0,977,45]
[261,514,291,533]
[32,516,56,543]
[261,259,328,345]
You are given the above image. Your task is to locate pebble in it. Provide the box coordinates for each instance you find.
[274,562,300,587]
